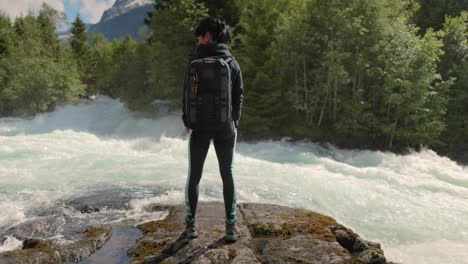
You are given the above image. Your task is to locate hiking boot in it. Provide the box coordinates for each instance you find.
[184,218,198,239]
[225,220,241,242]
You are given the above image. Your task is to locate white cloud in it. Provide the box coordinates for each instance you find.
[69,0,80,6]
[0,0,65,18]
[80,0,115,24]
[0,0,116,24]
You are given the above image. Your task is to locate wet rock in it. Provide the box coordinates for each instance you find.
[57,226,112,262]
[80,204,100,214]
[0,238,61,264]
[81,227,142,263]
[66,191,133,211]
[3,215,67,240]
[0,202,392,264]
[331,226,387,263]
[356,248,387,264]
[22,238,50,249]
[0,227,112,263]
[334,229,356,251]
[128,202,392,264]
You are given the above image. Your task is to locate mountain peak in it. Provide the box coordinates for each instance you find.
[99,0,153,23]
[88,0,155,41]
[114,0,153,9]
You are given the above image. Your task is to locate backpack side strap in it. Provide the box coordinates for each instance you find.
[224,57,233,64]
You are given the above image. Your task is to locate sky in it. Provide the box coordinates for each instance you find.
[0,0,116,24]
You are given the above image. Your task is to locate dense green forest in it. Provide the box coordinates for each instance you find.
[0,0,467,154]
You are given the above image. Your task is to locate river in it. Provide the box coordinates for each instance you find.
[1,96,467,263]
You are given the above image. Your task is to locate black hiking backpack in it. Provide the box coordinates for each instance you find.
[185,57,233,130]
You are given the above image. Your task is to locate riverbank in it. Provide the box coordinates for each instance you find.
[237,127,468,167]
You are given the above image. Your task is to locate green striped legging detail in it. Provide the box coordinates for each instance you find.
[185,129,237,222]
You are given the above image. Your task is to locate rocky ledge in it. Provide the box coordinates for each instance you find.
[0,226,111,263]
[129,202,392,264]
[0,202,394,264]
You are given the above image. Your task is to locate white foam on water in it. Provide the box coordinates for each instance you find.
[385,239,468,264]
[0,236,23,253]
[1,96,467,263]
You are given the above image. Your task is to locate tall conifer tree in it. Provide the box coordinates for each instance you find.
[70,15,88,58]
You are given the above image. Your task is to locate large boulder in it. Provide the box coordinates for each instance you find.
[128,202,390,264]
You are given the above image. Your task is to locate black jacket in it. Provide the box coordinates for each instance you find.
[182,43,244,129]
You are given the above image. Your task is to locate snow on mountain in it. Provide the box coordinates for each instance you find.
[87,0,154,41]
[122,0,153,9]
[99,0,153,23]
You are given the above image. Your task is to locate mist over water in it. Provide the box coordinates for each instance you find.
[1,96,467,263]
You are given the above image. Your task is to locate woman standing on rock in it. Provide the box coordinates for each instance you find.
[182,17,244,242]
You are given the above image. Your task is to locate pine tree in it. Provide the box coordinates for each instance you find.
[440,12,468,150]
[235,0,302,135]
[37,3,62,59]
[0,14,12,57]
[414,0,468,32]
[70,15,88,58]
[0,14,12,115]
[195,0,242,28]
[86,33,113,96]
[70,14,91,94]
[1,9,84,116]
[145,0,208,101]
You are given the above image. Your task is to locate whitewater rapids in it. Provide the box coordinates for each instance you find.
[0,96,467,263]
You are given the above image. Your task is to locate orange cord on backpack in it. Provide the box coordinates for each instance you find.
[191,73,199,94]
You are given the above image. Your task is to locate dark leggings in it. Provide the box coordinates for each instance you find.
[185,129,237,222]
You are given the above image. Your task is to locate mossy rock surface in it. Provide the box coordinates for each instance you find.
[83,227,109,239]
[0,202,390,264]
[0,239,61,264]
[129,202,256,264]
[0,226,112,263]
[138,208,183,235]
[128,202,390,264]
[241,204,338,241]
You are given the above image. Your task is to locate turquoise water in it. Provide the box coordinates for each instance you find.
[1,96,467,263]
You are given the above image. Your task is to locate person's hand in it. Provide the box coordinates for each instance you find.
[185,127,190,134]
